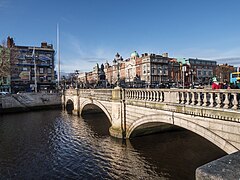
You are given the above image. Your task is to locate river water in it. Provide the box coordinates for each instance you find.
[0,109,226,180]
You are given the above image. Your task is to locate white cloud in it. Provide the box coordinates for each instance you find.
[59,33,113,73]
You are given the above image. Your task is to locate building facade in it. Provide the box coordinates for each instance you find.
[215,64,235,83]
[177,58,217,85]
[7,37,55,93]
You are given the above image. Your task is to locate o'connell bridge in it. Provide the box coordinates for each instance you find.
[63,88,240,179]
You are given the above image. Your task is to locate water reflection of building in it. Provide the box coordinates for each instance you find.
[7,37,55,93]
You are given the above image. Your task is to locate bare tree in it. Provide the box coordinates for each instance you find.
[0,40,11,78]
[0,40,18,92]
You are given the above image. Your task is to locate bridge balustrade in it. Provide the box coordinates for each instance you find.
[125,89,240,110]
[65,88,240,111]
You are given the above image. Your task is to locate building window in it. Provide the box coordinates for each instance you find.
[198,71,202,76]
[40,68,44,74]
[48,68,51,74]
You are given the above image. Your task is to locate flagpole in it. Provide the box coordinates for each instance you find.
[33,47,37,92]
[57,23,60,89]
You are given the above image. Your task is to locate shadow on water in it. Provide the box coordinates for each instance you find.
[129,130,226,180]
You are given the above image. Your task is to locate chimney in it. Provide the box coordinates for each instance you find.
[41,42,48,48]
[7,36,14,48]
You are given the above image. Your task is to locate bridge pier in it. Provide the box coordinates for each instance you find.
[72,91,80,116]
[109,87,126,139]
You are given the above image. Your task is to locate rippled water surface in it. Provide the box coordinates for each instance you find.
[0,110,226,179]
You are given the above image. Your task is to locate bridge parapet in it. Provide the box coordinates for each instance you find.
[79,89,112,101]
[125,88,240,122]
[125,89,240,109]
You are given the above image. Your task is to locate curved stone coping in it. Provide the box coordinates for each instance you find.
[196,151,240,180]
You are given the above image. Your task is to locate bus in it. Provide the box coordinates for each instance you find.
[230,72,240,88]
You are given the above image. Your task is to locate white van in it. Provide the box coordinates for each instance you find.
[0,92,10,96]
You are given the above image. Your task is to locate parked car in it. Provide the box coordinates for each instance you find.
[0,92,10,96]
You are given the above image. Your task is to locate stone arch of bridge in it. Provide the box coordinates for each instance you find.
[65,97,74,106]
[126,113,238,154]
[65,98,74,112]
[80,99,112,124]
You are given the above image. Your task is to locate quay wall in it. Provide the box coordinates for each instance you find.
[0,93,61,113]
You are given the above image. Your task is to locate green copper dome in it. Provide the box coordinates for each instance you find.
[130,51,139,58]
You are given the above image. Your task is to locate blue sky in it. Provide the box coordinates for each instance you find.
[1,0,240,73]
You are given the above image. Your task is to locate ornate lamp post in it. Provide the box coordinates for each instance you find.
[75,70,79,89]
[113,53,123,87]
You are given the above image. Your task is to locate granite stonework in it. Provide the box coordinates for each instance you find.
[196,151,240,180]
[0,92,61,113]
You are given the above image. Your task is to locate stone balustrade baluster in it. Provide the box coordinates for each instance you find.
[203,92,208,106]
[133,90,135,99]
[196,92,201,106]
[137,91,140,100]
[189,92,194,105]
[150,91,153,101]
[156,91,160,101]
[134,91,137,99]
[155,91,158,101]
[153,91,156,101]
[143,91,147,101]
[223,93,230,109]
[181,92,185,104]
[186,92,190,104]
[209,92,214,107]
[216,92,221,108]
[161,91,164,102]
[232,93,239,110]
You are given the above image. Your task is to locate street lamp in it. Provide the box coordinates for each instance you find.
[159,66,162,86]
[113,53,123,87]
[182,65,186,89]
[75,70,79,89]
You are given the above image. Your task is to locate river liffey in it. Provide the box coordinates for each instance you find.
[0,109,226,180]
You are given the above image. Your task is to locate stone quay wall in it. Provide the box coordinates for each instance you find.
[0,92,61,113]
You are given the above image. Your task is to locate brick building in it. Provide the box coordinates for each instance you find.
[215,64,235,83]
